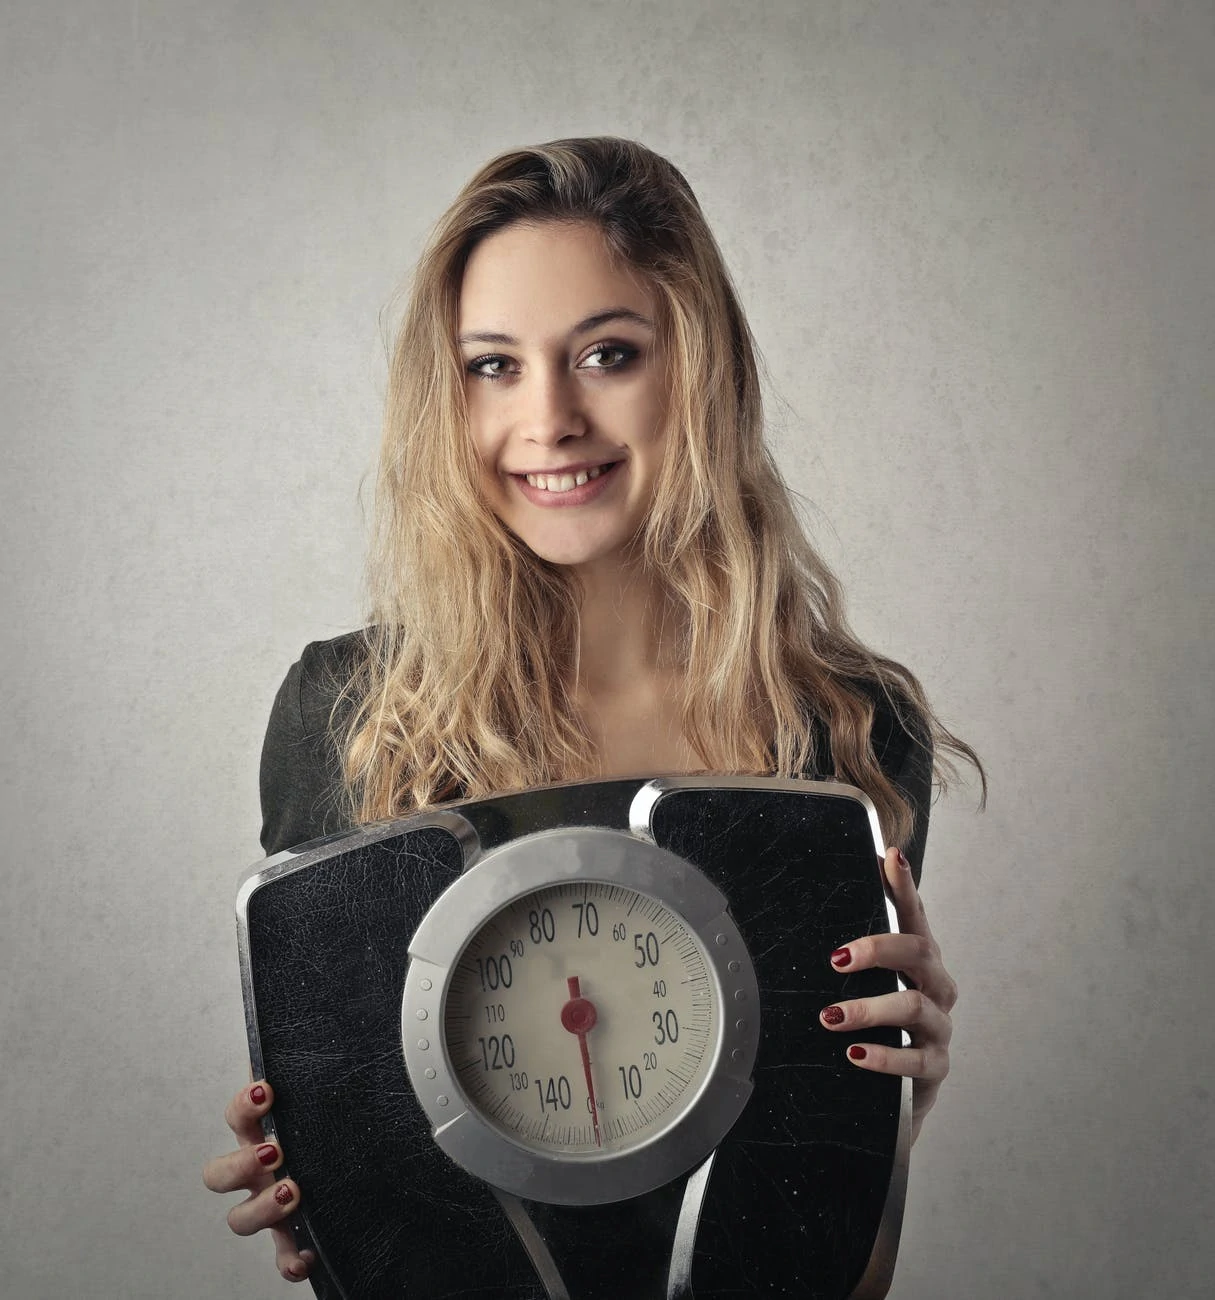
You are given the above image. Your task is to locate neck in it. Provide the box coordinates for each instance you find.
[570,557,679,696]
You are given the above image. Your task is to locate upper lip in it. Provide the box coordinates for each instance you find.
[510,459,622,476]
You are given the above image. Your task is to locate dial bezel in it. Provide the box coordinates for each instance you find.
[402,825,761,1206]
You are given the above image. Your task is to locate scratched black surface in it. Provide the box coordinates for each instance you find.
[244,784,898,1299]
[651,789,899,1298]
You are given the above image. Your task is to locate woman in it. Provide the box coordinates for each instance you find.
[204,136,983,1284]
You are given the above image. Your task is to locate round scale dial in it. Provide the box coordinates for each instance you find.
[403,826,760,1206]
[447,880,716,1155]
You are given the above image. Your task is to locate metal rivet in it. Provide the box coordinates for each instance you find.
[417,1038,429,1050]
[420,978,433,991]
[424,1067,436,1080]
[416,1009,428,1021]
[437,1094,449,1107]
[735,1019,747,1032]
[731,1049,744,1062]
[734,990,746,1002]
[715,933,728,946]
[727,960,740,973]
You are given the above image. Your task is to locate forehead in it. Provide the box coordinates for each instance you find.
[458,221,654,338]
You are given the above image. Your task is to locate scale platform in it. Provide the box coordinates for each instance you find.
[237,776,910,1299]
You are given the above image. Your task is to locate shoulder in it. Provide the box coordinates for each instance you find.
[807,678,931,784]
[289,630,369,730]
[856,680,933,786]
[258,631,369,855]
[808,678,934,883]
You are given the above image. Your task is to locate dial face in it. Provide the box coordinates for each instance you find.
[443,880,719,1155]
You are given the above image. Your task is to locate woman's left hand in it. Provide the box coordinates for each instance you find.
[818,846,957,1143]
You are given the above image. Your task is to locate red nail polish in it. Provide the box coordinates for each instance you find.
[848,1044,868,1062]
[274,1182,294,1207]
[249,1084,267,1105]
[821,1005,845,1026]
[897,850,910,871]
[830,947,851,967]
[255,1143,277,1167]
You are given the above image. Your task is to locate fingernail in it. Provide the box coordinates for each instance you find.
[300,1251,316,1266]
[848,1044,868,1062]
[274,1182,294,1207]
[830,947,851,967]
[249,1084,267,1105]
[255,1143,278,1167]
[821,1005,845,1026]
[897,850,910,871]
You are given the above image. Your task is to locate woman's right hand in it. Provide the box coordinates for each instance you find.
[202,1080,315,1283]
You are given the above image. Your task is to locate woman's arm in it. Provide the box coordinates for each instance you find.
[259,636,362,855]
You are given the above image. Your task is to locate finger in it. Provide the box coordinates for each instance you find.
[271,1227,316,1284]
[226,1177,301,1238]
[819,988,952,1046]
[830,923,958,1011]
[224,1080,274,1146]
[202,1139,283,1194]
[843,1039,949,1083]
[882,847,936,943]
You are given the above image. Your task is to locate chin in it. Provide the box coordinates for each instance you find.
[509,527,634,571]
[526,543,619,569]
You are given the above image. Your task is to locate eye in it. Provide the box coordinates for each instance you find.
[579,342,639,370]
[467,354,514,381]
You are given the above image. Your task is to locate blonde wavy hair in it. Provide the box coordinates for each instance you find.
[340,136,984,847]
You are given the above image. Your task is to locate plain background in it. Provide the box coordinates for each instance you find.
[2,1,1212,1296]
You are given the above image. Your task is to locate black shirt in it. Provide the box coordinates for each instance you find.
[259,631,933,881]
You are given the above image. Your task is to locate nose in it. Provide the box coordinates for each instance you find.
[519,365,588,446]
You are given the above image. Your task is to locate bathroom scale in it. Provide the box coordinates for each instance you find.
[236,776,910,1299]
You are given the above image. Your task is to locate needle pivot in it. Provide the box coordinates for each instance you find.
[560,975,602,1148]
[560,978,598,1035]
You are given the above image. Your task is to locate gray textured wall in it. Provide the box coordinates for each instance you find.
[2,2,1211,1297]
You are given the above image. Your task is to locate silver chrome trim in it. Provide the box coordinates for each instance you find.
[631,775,909,1296]
[234,809,482,1296]
[491,1189,572,1300]
[628,774,887,859]
[235,810,482,915]
[846,1076,912,1299]
[401,826,761,1206]
[667,1150,716,1299]
[236,778,908,1287]
[236,809,482,1080]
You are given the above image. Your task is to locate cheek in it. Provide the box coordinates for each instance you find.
[468,420,499,477]
[464,385,494,449]
[639,381,669,446]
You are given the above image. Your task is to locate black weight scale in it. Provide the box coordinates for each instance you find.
[237,776,910,1298]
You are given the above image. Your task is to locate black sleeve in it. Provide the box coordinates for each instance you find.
[258,637,361,856]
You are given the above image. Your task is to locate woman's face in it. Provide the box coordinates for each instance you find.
[458,220,668,573]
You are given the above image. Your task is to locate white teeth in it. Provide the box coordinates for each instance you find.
[525,464,609,492]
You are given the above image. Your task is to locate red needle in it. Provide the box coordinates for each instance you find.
[560,975,602,1148]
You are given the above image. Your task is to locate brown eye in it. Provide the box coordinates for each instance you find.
[468,354,512,380]
[579,343,638,370]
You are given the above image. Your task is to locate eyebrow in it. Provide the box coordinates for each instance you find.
[457,308,654,347]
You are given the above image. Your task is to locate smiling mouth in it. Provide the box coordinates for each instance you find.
[519,462,622,494]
